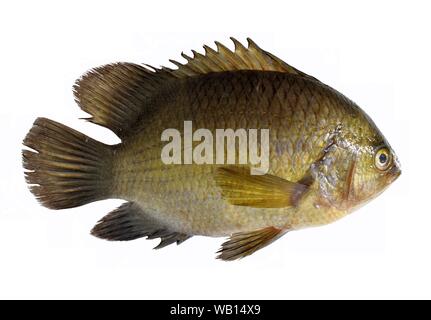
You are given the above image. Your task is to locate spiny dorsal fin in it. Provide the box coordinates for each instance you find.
[91,201,192,248]
[162,37,318,82]
[73,38,317,140]
[73,63,169,139]
[217,227,286,261]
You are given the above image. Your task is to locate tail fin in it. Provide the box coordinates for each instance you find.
[22,117,113,209]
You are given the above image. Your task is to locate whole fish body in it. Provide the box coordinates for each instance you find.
[23,38,401,260]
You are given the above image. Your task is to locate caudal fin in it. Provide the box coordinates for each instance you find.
[22,117,113,209]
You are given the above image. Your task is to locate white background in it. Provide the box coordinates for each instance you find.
[0,0,427,299]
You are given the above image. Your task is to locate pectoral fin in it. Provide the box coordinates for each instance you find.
[215,167,308,208]
[217,227,286,261]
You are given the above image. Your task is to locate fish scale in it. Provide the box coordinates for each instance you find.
[23,38,400,260]
[109,72,356,235]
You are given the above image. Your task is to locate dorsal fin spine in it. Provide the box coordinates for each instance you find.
[74,38,318,139]
[161,37,318,82]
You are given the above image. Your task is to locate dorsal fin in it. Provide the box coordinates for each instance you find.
[161,37,318,82]
[73,63,169,139]
[73,38,317,139]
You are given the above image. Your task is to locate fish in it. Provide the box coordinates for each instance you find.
[22,37,401,261]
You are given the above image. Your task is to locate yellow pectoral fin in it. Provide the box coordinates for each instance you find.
[215,167,308,208]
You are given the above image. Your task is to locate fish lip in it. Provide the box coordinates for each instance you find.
[394,169,401,181]
[389,152,401,181]
[389,164,401,183]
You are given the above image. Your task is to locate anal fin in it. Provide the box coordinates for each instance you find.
[217,227,286,261]
[91,202,191,249]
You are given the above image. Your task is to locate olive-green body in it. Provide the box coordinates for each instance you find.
[23,38,401,259]
[111,70,373,236]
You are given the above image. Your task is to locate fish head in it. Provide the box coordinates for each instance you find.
[332,111,401,210]
[349,138,401,207]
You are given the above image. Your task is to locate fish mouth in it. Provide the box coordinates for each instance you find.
[387,151,401,183]
[388,164,401,183]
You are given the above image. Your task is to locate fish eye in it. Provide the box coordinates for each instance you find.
[374,147,392,171]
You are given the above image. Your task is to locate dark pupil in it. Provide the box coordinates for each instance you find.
[379,153,387,164]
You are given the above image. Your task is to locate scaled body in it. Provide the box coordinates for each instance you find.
[23,38,400,260]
